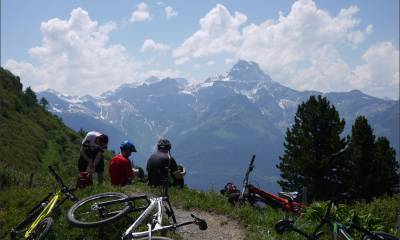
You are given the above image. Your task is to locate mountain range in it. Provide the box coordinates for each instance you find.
[38,60,400,191]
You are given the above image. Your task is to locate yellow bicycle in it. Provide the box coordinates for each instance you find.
[10,166,78,240]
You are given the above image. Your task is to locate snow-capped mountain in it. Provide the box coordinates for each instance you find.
[38,60,399,191]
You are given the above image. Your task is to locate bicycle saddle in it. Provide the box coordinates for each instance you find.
[278,191,299,202]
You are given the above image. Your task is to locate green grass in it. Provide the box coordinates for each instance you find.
[2,177,399,240]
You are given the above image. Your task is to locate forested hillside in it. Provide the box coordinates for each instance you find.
[0,67,81,189]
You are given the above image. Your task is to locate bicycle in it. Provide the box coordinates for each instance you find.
[224,154,306,213]
[10,166,78,240]
[67,178,207,239]
[275,199,399,240]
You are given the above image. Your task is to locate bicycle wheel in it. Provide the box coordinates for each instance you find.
[362,231,399,240]
[27,217,53,240]
[68,192,131,228]
[248,195,275,209]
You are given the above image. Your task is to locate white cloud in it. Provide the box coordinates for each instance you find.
[350,42,399,99]
[4,8,142,96]
[172,4,246,65]
[206,60,215,66]
[225,58,235,64]
[141,39,170,52]
[165,6,178,19]
[236,0,374,93]
[130,2,152,23]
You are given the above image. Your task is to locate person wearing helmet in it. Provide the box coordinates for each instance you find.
[109,140,137,186]
[78,131,109,184]
[146,138,186,187]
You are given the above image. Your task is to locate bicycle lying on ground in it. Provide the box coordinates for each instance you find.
[275,199,399,240]
[68,178,207,240]
[10,166,78,240]
[223,154,306,214]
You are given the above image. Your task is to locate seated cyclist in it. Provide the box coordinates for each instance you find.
[146,138,186,187]
[109,140,138,186]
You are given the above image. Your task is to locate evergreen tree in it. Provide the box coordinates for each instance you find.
[23,87,37,107]
[39,97,49,110]
[347,116,400,200]
[347,116,377,200]
[277,95,347,200]
[372,137,399,196]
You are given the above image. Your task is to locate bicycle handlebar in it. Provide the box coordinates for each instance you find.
[48,166,78,201]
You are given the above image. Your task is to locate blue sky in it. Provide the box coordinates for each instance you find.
[1,0,399,99]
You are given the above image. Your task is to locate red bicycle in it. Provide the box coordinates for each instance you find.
[225,155,307,214]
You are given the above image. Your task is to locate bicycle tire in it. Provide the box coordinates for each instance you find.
[68,192,131,228]
[248,195,278,209]
[27,217,53,240]
[362,231,399,240]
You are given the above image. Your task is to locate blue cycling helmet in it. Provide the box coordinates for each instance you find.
[120,140,137,152]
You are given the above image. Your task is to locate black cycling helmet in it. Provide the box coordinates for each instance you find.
[157,138,171,151]
[120,140,137,152]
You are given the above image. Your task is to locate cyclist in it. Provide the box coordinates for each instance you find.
[109,140,137,186]
[78,131,108,184]
[146,138,186,187]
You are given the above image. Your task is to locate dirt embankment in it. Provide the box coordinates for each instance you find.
[174,208,246,240]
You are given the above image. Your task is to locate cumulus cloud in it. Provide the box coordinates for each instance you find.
[130,2,152,23]
[165,6,178,19]
[236,0,374,93]
[172,4,246,64]
[4,8,142,96]
[350,42,399,99]
[141,39,170,52]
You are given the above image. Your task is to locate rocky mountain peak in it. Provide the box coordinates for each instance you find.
[227,60,272,83]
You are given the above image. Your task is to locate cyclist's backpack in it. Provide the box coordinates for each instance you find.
[220,182,239,195]
[76,172,93,189]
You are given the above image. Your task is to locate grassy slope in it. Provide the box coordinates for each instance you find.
[1,179,399,240]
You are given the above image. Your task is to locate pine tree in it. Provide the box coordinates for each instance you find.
[277,95,347,200]
[345,116,400,200]
[372,137,399,196]
[39,97,49,110]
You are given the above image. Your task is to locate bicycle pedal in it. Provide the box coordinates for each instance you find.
[191,214,207,230]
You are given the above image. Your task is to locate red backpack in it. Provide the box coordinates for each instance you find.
[76,172,93,189]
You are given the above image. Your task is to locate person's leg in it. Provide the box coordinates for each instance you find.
[97,172,103,184]
[95,155,105,184]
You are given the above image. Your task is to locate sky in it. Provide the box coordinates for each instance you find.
[1,0,399,99]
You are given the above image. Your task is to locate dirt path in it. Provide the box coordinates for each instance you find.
[173,208,246,240]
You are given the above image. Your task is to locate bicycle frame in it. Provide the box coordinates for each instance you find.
[122,196,195,239]
[11,166,77,239]
[276,200,392,240]
[238,155,306,213]
[24,190,64,238]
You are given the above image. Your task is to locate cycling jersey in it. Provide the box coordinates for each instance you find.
[146,152,178,186]
[109,154,134,186]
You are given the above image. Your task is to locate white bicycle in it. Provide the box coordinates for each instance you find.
[67,182,207,240]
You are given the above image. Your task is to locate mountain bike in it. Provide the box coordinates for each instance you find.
[225,154,306,213]
[10,166,78,240]
[67,178,207,239]
[275,199,399,240]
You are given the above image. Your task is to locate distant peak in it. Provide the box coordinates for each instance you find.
[227,60,272,82]
[145,76,161,84]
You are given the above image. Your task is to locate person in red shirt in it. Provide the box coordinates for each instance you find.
[109,140,137,186]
